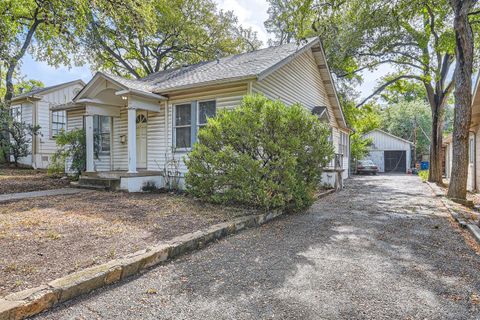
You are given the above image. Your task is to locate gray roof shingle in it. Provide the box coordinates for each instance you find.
[102,38,318,94]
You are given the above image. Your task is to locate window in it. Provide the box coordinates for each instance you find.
[469,138,475,164]
[93,115,111,154]
[51,110,66,137]
[198,100,216,128]
[339,132,348,155]
[174,104,192,149]
[11,105,22,122]
[174,100,216,149]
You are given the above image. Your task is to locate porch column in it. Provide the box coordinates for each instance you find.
[127,107,137,173]
[85,115,95,172]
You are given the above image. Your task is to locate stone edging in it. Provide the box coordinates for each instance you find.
[0,210,285,320]
[426,181,480,245]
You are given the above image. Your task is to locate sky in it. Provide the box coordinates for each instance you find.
[19,0,386,99]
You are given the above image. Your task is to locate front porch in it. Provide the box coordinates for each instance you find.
[78,170,165,192]
[63,73,172,191]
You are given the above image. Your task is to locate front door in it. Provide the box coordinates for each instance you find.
[136,112,147,168]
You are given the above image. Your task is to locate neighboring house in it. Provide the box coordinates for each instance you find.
[54,37,350,191]
[362,129,413,173]
[444,73,480,191]
[9,80,86,169]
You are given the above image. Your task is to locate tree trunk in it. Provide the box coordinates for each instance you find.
[428,103,445,183]
[447,0,475,200]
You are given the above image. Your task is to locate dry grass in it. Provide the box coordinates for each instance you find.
[0,167,69,194]
[0,191,258,296]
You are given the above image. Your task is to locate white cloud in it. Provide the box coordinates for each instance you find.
[215,0,270,46]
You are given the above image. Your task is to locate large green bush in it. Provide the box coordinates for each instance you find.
[185,94,334,211]
[49,129,86,177]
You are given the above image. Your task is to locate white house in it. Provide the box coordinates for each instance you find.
[54,38,351,191]
[363,129,413,173]
[444,72,480,191]
[9,80,85,169]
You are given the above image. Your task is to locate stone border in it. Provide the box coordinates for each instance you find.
[0,210,284,320]
[426,181,480,245]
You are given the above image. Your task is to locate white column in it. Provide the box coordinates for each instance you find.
[85,115,95,172]
[127,107,137,173]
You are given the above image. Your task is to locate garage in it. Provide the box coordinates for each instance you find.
[384,150,406,172]
[363,129,413,173]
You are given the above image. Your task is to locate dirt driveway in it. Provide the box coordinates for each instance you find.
[36,174,480,320]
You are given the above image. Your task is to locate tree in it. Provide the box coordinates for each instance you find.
[264,0,480,184]
[185,94,334,211]
[0,107,40,166]
[0,0,88,108]
[83,0,262,79]
[381,99,432,162]
[447,0,478,201]
[341,95,381,162]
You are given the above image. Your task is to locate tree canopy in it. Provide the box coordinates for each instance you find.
[82,0,263,79]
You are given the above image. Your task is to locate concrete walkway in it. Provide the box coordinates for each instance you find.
[36,175,480,319]
[0,188,91,203]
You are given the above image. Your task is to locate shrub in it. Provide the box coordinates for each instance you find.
[50,129,86,177]
[418,170,429,182]
[0,108,40,166]
[185,94,334,211]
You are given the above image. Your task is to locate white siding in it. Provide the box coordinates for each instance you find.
[252,50,336,127]
[252,49,349,176]
[163,84,248,174]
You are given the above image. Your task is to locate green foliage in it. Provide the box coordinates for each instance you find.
[51,129,86,177]
[0,107,40,166]
[381,99,432,159]
[418,170,429,182]
[341,94,381,161]
[185,95,334,211]
[83,0,262,79]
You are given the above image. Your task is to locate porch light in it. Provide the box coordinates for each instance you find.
[121,96,128,100]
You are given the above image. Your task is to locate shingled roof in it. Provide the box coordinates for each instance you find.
[12,79,85,102]
[94,38,319,95]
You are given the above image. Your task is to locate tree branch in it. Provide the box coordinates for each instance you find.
[356,75,423,107]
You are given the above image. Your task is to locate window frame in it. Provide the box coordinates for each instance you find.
[197,99,216,129]
[50,110,66,139]
[11,105,22,122]
[93,115,112,155]
[173,99,216,151]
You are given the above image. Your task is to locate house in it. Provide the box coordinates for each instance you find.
[9,80,85,169]
[444,73,480,191]
[362,129,413,173]
[54,37,350,191]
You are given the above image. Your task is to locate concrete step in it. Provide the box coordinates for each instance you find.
[77,176,120,191]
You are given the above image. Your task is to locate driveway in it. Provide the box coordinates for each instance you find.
[36,175,480,319]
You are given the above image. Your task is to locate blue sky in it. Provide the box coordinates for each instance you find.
[19,0,388,99]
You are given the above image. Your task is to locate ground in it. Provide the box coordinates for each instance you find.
[0,191,256,295]
[35,175,480,319]
[0,167,69,194]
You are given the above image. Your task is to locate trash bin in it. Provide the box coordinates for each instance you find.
[420,161,429,170]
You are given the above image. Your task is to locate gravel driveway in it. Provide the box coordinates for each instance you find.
[36,175,480,319]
